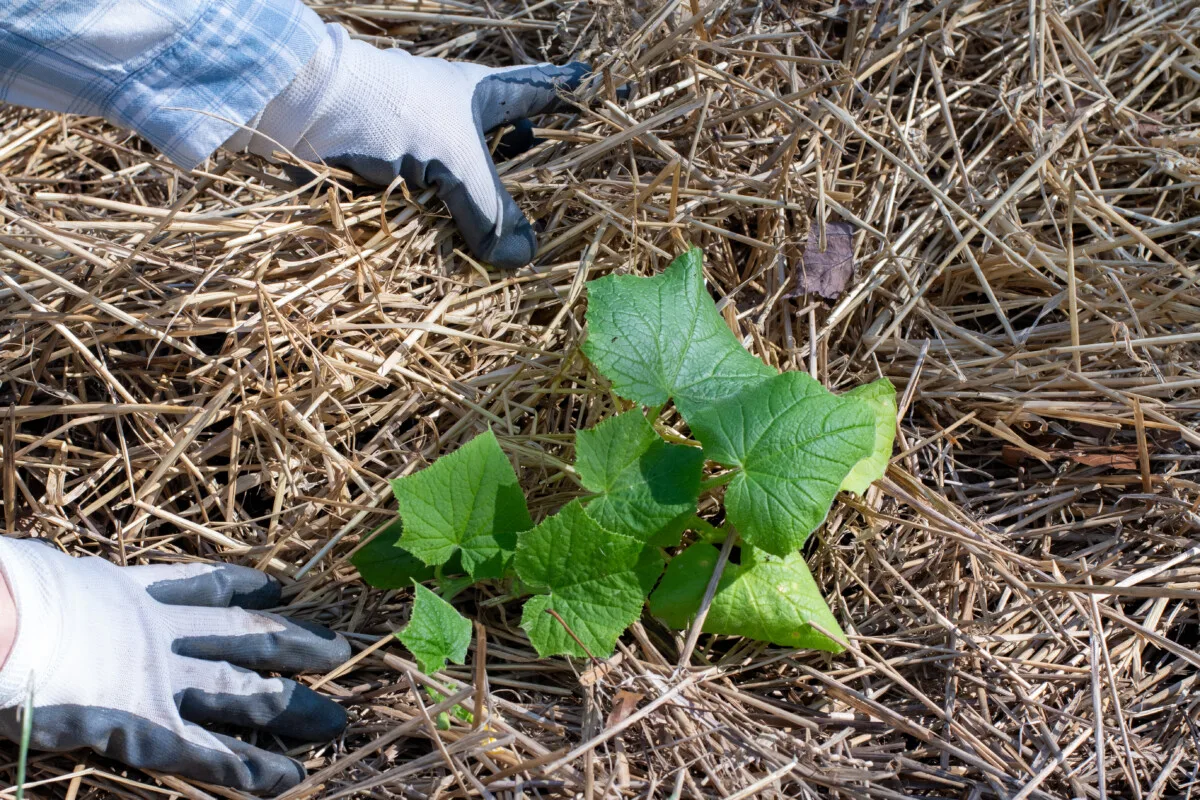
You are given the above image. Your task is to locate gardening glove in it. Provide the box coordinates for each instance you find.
[226,23,590,269]
[0,537,350,795]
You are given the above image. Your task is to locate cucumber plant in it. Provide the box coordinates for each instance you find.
[353,248,895,672]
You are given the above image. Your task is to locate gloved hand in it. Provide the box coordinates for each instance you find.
[226,24,590,269]
[0,537,350,795]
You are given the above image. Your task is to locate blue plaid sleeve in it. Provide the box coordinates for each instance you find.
[0,0,325,169]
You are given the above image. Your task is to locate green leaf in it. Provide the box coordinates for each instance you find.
[576,410,704,544]
[635,546,667,595]
[515,501,647,658]
[839,378,897,494]
[575,408,659,487]
[398,582,473,673]
[583,248,776,418]
[648,542,845,652]
[689,372,875,555]
[437,571,477,603]
[392,430,532,580]
[351,519,435,589]
[647,511,706,548]
[425,687,475,724]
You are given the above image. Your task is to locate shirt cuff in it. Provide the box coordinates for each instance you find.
[105,0,327,171]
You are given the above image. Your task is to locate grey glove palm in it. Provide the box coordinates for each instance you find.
[0,538,350,795]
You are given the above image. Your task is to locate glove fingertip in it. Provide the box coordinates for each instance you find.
[483,222,538,270]
[239,748,306,795]
[292,687,350,742]
[558,61,592,91]
[279,759,308,794]
[290,617,354,670]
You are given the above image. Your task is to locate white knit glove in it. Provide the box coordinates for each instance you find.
[227,24,589,269]
[0,538,350,795]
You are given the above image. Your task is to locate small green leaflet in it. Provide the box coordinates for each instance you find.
[398,582,473,673]
[576,410,704,545]
[689,372,874,556]
[839,379,897,495]
[351,519,436,589]
[392,430,532,580]
[424,687,474,724]
[583,248,776,419]
[515,501,649,658]
[648,542,846,652]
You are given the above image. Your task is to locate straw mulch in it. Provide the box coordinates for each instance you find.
[2,0,1199,797]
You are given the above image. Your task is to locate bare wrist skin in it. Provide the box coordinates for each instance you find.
[0,569,15,670]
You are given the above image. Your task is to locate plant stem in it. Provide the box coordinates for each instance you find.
[677,528,738,668]
[656,430,698,446]
[698,520,728,543]
[16,686,31,800]
[699,471,736,493]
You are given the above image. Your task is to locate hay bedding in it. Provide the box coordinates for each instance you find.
[1,0,1199,796]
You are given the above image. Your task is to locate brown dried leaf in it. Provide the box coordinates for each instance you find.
[1004,444,1140,470]
[1135,111,1165,141]
[1001,444,1026,468]
[1067,449,1139,470]
[797,221,856,299]
[606,690,645,728]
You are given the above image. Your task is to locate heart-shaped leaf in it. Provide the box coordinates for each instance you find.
[392,430,532,580]
[583,248,776,419]
[576,409,703,545]
[649,542,845,652]
[689,372,875,555]
[399,582,473,673]
[515,501,648,658]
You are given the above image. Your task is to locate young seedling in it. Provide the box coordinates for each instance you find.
[352,248,896,670]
